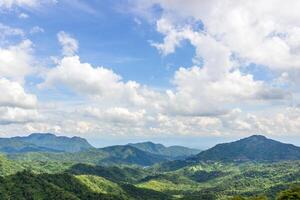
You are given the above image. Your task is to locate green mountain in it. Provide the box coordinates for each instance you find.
[0,154,24,176]
[139,161,300,199]
[0,135,300,199]
[190,135,300,162]
[100,145,168,166]
[128,141,201,159]
[9,145,168,166]
[0,133,93,153]
[0,171,170,200]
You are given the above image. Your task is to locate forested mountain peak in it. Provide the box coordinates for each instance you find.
[191,135,300,162]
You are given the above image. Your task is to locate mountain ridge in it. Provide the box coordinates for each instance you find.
[190,134,300,162]
[128,141,201,159]
[0,133,93,153]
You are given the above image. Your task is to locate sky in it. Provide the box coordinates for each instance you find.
[1,0,300,149]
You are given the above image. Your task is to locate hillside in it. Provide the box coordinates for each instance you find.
[0,171,170,200]
[138,161,300,199]
[101,145,168,166]
[9,145,168,166]
[190,135,300,162]
[128,142,200,159]
[0,135,300,199]
[0,133,93,153]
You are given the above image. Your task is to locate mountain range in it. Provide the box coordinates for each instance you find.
[1,133,201,166]
[1,133,300,167]
[0,133,299,199]
[128,141,201,159]
[0,133,93,153]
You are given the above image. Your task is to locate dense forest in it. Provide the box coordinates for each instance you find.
[0,134,299,200]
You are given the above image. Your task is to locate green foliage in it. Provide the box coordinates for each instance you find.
[0,171,122,200]
[0,153,299,200]
[66,163,148,183]
[276,185,300,200]
[101,145,167,166]
[138,161,300,199]
[0,170,171,200]
[0,154,25,176]
[0,134,300,200]
[9,145,168,166]
[76,175,125,196]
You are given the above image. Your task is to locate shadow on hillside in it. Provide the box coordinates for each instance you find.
[65,163,172,200]
[0,170,121,200]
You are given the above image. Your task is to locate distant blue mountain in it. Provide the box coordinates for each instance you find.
[128,141,201,159]
[0,133,93,153]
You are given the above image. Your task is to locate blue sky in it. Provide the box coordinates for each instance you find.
[0,0,194,87]
[0,0,300,148]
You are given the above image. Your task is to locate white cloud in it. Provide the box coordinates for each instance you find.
[149,18,288,116]
[0,40,34,82]
[165,67,270,116]
[0,107,39,125]
[57,31,78,56]
[137,0,300,71]
[0,0,38,8]
[0,0,56,9]
[18,12,29,19]
[40,56,154,107]
[0,78,38,125]
[30,26,44,34]
[0,23,24,42]
[0,78,37,108]
[81,107,146,124]
[0,8,295,139]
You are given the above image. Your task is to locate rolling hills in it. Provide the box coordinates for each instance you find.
[0,133,201,166]
[8,145,169,166]
[0,133,299,199]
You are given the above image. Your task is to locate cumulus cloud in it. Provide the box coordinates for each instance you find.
[0,78,38,125]
[40,56,155,107]
[0,40,34,82]
[0,7,296,140]
[0,78,37,108]
[137,0,300,71]
[0,107,39,125]
[149,18,288,116]
[57,31,79,56]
